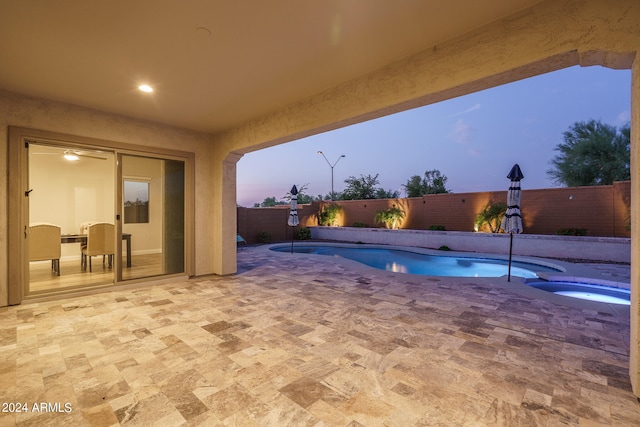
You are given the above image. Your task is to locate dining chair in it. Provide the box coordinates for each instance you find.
[82,222,115,272]
[79,221,96,266]
[29,223,62,276]
[79,221,97,235]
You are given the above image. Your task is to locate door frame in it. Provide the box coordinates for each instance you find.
[7,126,195,304]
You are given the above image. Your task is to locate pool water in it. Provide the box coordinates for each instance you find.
[526,280,630,305]
[272,245,560,278]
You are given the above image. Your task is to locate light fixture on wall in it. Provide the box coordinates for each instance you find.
[63,150,80,161]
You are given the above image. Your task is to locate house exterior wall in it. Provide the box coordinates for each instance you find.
[0,90,219,307]
[2,0,640,395]
[212,0,638,160]
[238,181,631,243]
[630,48,640,400]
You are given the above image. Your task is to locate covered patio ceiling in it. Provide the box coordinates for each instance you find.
[0,0,543,134]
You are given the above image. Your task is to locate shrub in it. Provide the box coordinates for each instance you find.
[317,203,342,226]
[429,225,445,231]
[556,227,587,236]
[474,201,507,233]
[438,245,452,251]
[297,227,311,240]
[352,222,367,228]
[374,206,406,229]
[257,230,272,243]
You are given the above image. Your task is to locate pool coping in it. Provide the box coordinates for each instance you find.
[259,241,630,316]
[311,226,631,263]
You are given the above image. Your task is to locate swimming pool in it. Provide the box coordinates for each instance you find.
[271,244,561,278]
[525,280,630,305]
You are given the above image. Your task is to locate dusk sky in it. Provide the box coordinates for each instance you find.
[237,65,631,207]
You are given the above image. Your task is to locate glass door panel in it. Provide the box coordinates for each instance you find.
[120,155,185,280]
[28,143,115,294]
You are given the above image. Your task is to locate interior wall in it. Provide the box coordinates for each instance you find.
[29,145,115,259]
[28,147,174,262]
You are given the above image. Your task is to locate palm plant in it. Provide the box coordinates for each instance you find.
[317,203,342,226]
[375,206,405,229]
[474,201,507,233]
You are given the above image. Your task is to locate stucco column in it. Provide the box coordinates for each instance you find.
[211,151,243,275]
[631,56,640,397]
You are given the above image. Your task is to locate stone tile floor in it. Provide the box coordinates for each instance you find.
[0,247,638,426]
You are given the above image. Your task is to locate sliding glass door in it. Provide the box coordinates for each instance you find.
[119,154,185,281]
[23,136,188,298]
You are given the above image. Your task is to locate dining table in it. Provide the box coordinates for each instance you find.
[61,233,132,267]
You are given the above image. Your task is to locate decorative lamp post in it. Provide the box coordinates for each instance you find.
[317,151,345,201]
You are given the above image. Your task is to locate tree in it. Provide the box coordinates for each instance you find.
[375,188,400,199]
[282,183,316,204]
[296,193,315,204]
[253,184,321,207]
[257,196,286,207]
[547,119,630,187]
[403,175,424,198]
[342,174,381,200]
[341,174,400,200]
[403,169,450,197]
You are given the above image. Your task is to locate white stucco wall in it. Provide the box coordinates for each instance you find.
[630,49,640,400]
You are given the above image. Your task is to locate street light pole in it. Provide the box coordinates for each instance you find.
[317,151,345,200]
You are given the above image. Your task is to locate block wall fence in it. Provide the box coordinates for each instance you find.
[237,181,631,244]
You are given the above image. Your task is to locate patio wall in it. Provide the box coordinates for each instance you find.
[310,226,630,263]
[237,182,631,243]
[237,204,318,244]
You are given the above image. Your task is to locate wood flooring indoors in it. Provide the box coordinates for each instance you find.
[28,253,164,294]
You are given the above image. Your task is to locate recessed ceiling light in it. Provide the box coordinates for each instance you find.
[138,84,154,93]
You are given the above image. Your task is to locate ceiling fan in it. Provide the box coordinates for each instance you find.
[30,146,110,161]
[62,149,108,161]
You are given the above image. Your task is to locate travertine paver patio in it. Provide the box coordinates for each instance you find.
[0,246,638,426]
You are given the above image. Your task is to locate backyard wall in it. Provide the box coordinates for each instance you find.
[237,181,631,243]
[237,204,318,244]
